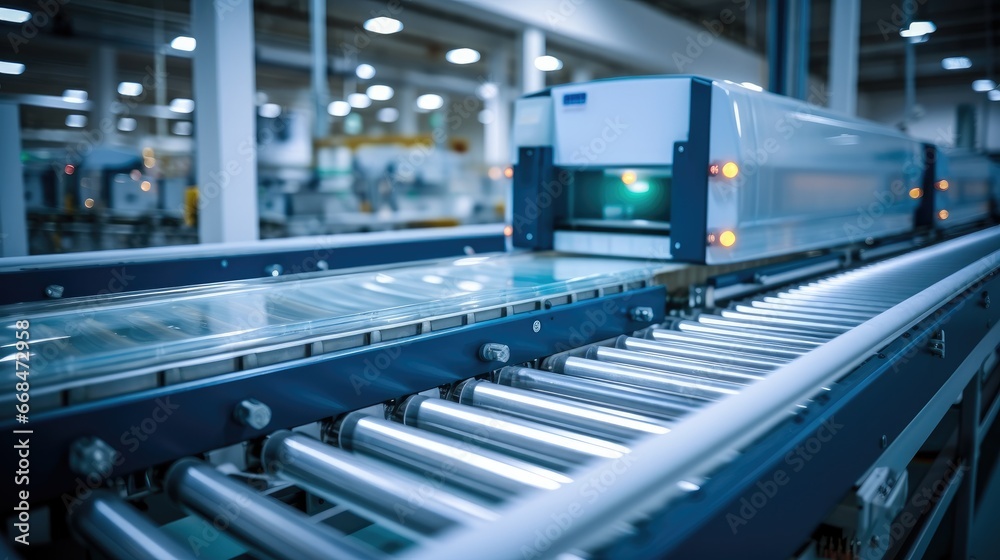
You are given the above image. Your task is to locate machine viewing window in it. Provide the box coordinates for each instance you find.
[563,168,672,232]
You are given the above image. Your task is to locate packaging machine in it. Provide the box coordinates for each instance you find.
[2,76,1000,559]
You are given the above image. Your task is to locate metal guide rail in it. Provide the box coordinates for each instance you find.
[48,226,1000,559]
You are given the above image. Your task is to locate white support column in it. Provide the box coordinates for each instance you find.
[0,102,28,257]
[192,0,259,244]
[828,0,860,115]
[310,0,329,140]
[521,27,545,95]
[484,50,511,166]
[398,85,418,136]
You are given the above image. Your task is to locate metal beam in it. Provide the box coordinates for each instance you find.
[192,0,259,244]
[828,0,860,114]
[0,102,28,257]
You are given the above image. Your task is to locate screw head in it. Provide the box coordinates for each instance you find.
[479,342,511,363]
[69,437,119,478]
[532,320,541,333]
[45,284,64,299]
[234,399,272,430]
[630,307,655,322]
[881,434,888,448]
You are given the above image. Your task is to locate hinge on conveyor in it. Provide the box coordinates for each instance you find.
[929,330,945,358]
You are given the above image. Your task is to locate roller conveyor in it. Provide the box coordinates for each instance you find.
[25,227,1000,559]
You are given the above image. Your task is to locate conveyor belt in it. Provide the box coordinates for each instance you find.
[67,227,1000,559]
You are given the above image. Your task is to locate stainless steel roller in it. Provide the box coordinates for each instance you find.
[69,490,197,560]
[555,356,742,401]
[715,310,855,333]
[745,301,878,320]
[647,329,809,358]
[396,395,629,471]
[695,315,840,339]
[586,346,767,384]
[261,430,496,537]
[759,295,886,313]
[615,335,787,369]
[164,458,375,560]
[455,380,669,442]
[727,305,867,326]
[336,412,572,500]
[497,365,702,420]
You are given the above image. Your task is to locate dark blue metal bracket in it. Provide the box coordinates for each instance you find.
[669,78,712,263]
[0,232,505,305]
[1,286,665,506]
[604,272,1000,558]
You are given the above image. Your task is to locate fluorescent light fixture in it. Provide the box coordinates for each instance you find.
[942,56,972,70]
[0,8,30,23]
[0,60,25,75]
[117,82,143,96]
[170,36,196,52]
[328,100,351,117]
[972,79,996,92]
[117,117,137,132]
[416,93,444,111]
[740,82,764,92]
[169,98,195,113]
[65,114,87,128]
[446,48,480,65]
[363,16,402,34]
[988,90,1000,102]
[172,121,193,135]
[258,103,282,118]
[476,82,498,100]
[348,93,371,108]
[366,84,394,101]
[377,107,399,123]
[534,55,563,72]
[356,63,376,80]
[899,21,936,38]
[62,89,88,103]
[908,35,929,44]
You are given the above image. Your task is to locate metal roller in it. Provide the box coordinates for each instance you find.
[336,412,572,500]
[727,305,867,326]
[396,395,629,471]
[695,315,840,339]
[261,431,496,538]
[676,320,827,347]
[497,365,702,420]
[759,295,886,314]
[773,292,896,309]
[69,490,197,560]
[716,310,855,333]
[165,458,375,560]
[615,335,787,369]
[647,329,809,359]
[555,356,742,401]
[455,380,669,442]
[586,346,767,384]
[745,301,878,320]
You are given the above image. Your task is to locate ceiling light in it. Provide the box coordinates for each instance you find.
[534,55,563,72]
[0,8,31,23]
[172,121,193,136]
[363,16,402,34]
[169,98,195,113]
[377,107,399,123]
[170,36,196,52]
[740,82,764,92]
[0,60,25,75]
[476,82,498,100]
[367,84,394,101]
[907,35,929,44]
[348,93,371,108]
[62,89,88,103]
[972,79,996,92]
[446,48,480,65]
[258,103,282,118]
[941,56,971,70]
[328,100,351,117]
[988,90,1000,102]
[117,82,143,96]
[117,117,137,132]
[356,63,376,80]
[416,94,444,111]
[899,21,936,38]
[65,115,87,128]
